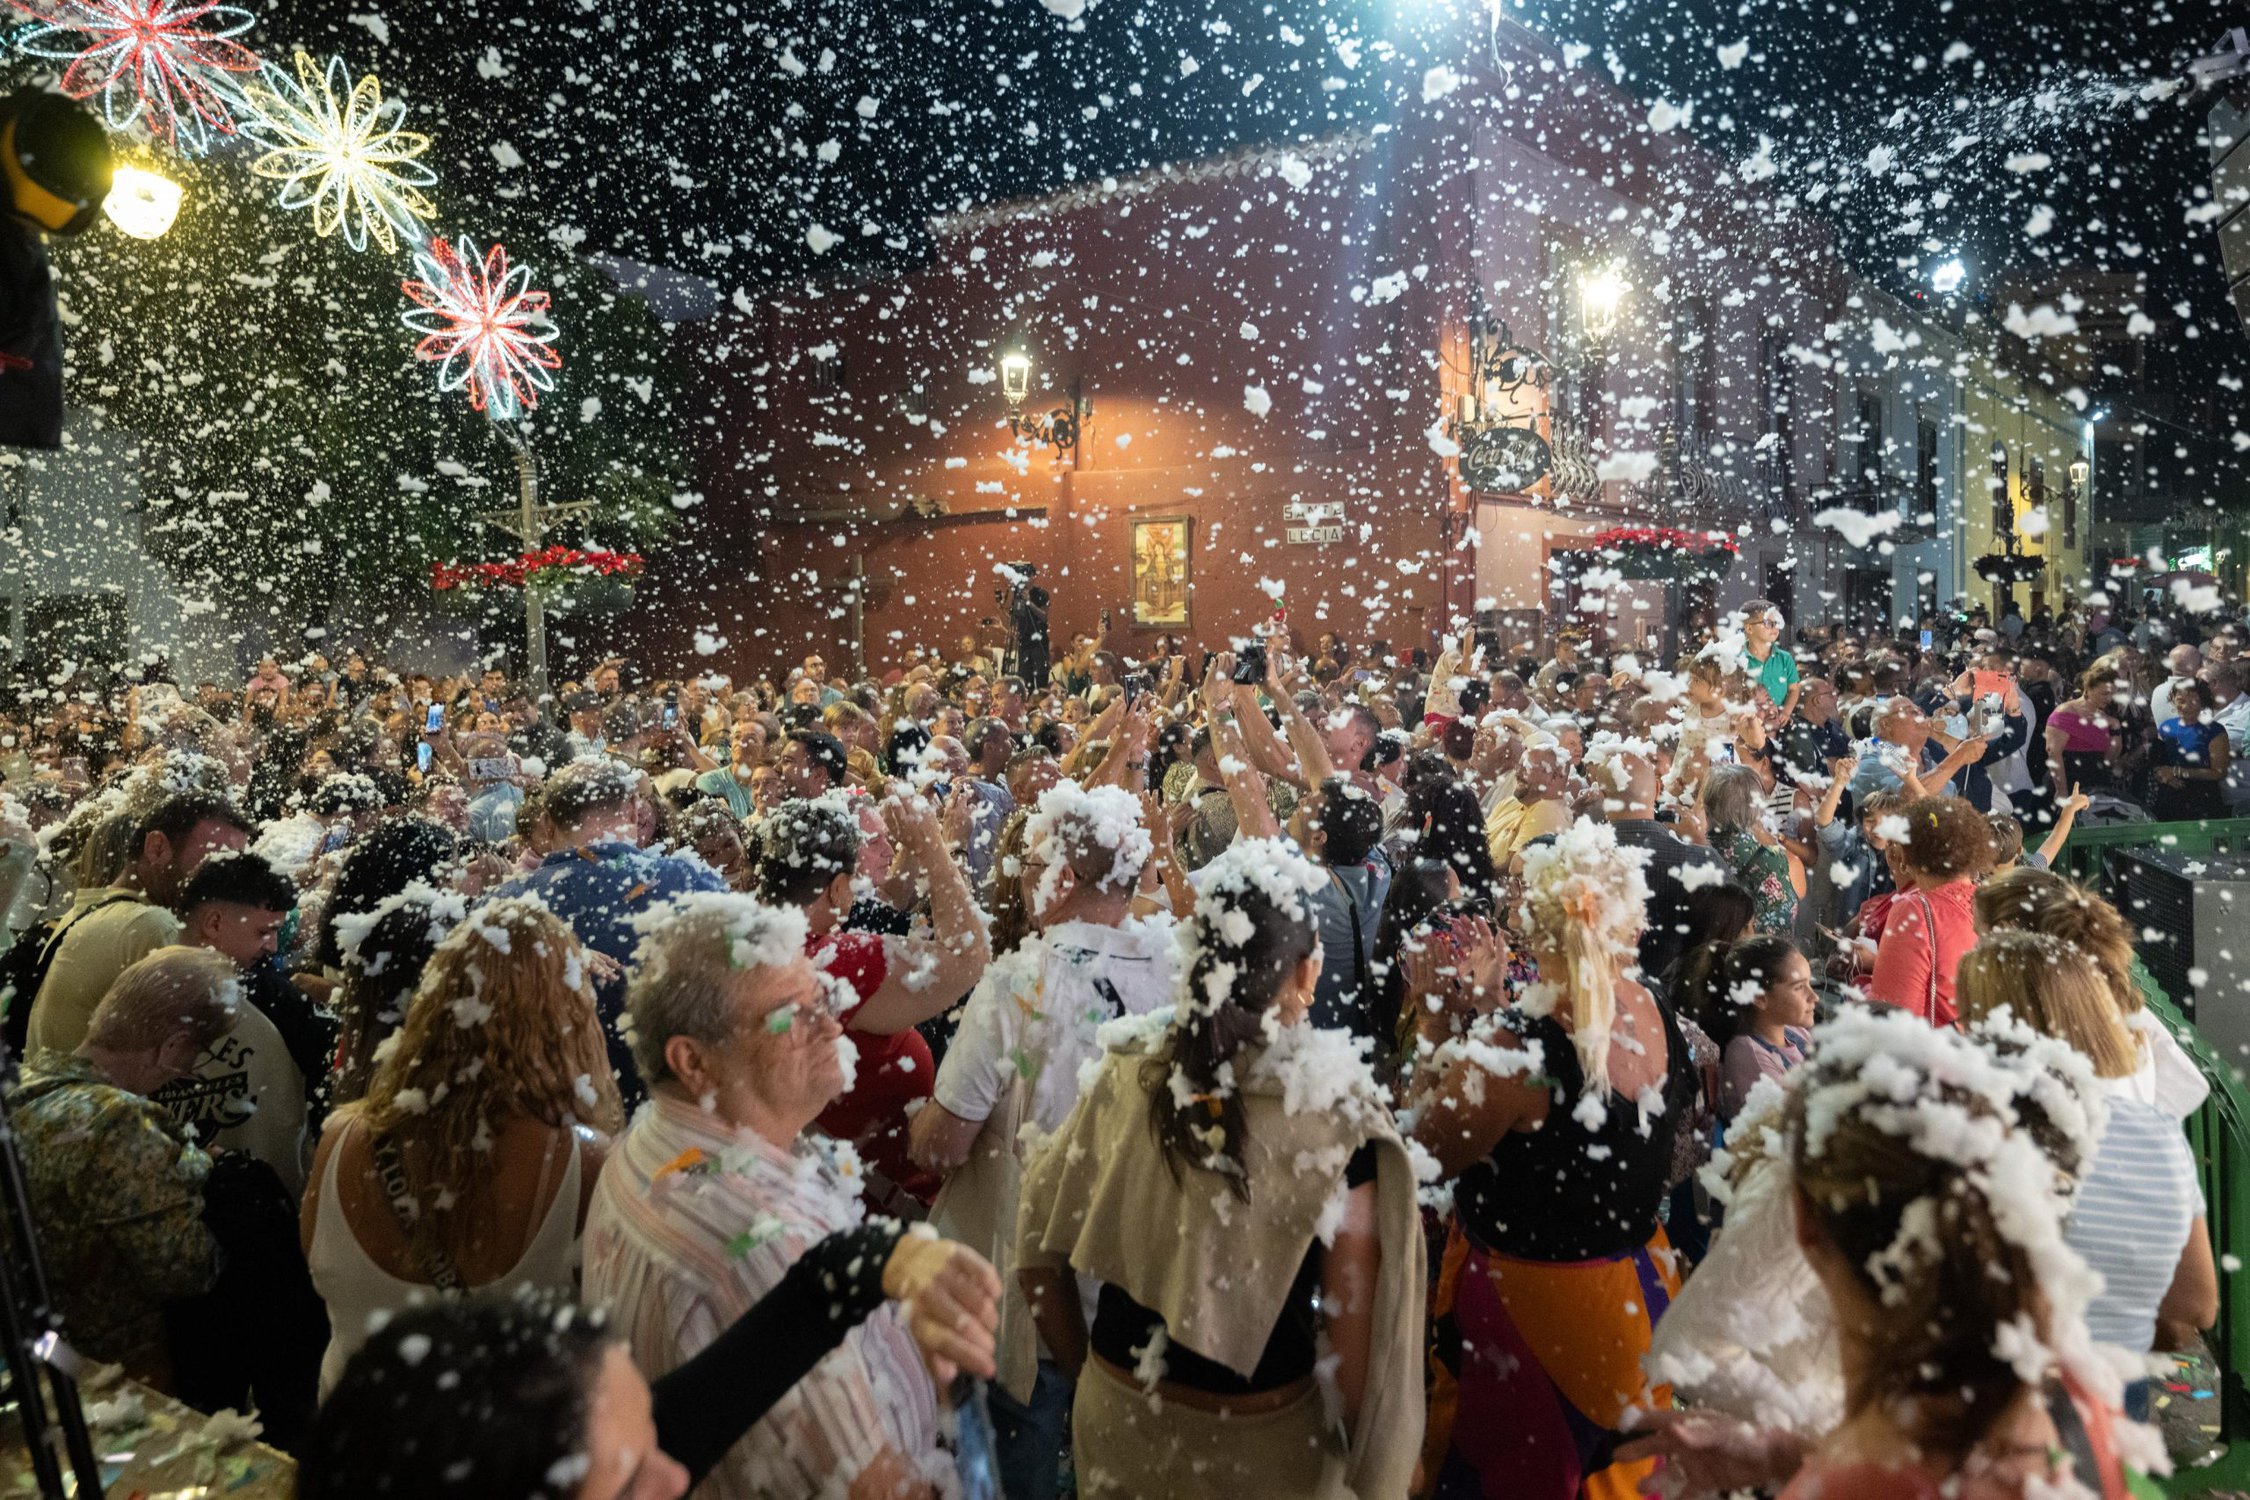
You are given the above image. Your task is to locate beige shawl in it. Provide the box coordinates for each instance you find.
[1016,1026,1426,1500]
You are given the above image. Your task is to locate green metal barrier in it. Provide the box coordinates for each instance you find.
[2061,822,2250,1490]
[2051,817,2250,886]
[2142,987,2250,1492]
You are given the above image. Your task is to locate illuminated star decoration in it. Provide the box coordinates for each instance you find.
[239,50,436,253]
[8,0,260,156]
[401,235,562,420]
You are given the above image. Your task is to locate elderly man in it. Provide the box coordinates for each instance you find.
[586,893,944,1500]
[14,946,237,1387]
[2152,643,2205,727]
[1485,741,1573,868]
[1848,696,1990,807]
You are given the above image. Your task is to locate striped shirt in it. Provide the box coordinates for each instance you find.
[581,1094,940,1499]
[2066,1086,2202,1352]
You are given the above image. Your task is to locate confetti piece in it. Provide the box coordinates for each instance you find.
[652,1147,706,1182]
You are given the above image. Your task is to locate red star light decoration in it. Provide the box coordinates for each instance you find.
[400,235,562,421]
[9,0,260,155]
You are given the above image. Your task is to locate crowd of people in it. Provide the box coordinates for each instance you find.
[0,589,2230,1499]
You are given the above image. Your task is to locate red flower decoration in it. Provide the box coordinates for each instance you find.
[11,0,261,155]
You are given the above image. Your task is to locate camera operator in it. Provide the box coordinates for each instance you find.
[1001,564,1051,689]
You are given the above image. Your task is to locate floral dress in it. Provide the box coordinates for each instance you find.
[1714,826,1798,933]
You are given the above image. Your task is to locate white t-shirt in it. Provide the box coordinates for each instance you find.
[150,998,311,1198]
[932,915,1180,1138]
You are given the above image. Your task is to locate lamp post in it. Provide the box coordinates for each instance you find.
[997,346,1082,461]
[1975,440,2041,613]
[1578,263,1628,343]
[102,165,182,239]
[473,423,592,700]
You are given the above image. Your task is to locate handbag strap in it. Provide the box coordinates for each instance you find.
[367,1130,465,1292]
[1915,891,1941,1020]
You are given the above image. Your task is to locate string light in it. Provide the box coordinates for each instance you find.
[401,235,562,420]
[8,0,260,155]
[239,50,436,253]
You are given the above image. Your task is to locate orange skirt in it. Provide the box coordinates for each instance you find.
[1421,1220,1679,1500]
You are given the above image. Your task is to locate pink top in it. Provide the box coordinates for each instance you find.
[1864,879,1977,1028]
[2044,707,2111,753]
[1776,1379,2127,1500]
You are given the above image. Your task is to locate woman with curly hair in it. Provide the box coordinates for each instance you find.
[1864,795,1992,1027]
[1408,819,1695,1500]
[302,896,624,1393]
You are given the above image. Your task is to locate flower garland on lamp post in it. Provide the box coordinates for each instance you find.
[429,546,644,594]
[400,232,572,696]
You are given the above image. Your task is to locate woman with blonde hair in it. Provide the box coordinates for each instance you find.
[1409,819,1692,1500]
[1974,866,2208,1118]
[301,896,624,1392]
[1957,930,2216,1420]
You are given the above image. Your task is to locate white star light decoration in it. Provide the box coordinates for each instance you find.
[401,235,563,420]
[7,0,260,155]
[239,50,436,253]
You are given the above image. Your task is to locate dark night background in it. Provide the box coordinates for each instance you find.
[13,0,2250,613]
[209,0,2250,420]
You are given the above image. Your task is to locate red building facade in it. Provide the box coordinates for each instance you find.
[654,13,1848,677]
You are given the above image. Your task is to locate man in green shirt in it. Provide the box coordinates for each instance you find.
[1742,599,1801,720]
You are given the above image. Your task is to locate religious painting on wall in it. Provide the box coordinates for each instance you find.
[1131,516,1191,627]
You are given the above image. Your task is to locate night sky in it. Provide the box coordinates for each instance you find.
[217,0,2248,410]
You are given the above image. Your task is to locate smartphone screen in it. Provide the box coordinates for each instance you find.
[425,703,444,733]
[416,741,433,774]
[663,705,679,728]
[1918,630,1934,650]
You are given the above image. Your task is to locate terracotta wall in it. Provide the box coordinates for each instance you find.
[627,12,1848,684]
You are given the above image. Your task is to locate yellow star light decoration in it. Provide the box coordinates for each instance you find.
[240,51,436,253]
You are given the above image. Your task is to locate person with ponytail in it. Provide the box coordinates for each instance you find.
[1674,932,1814,1122]
[1013,838,1426,1499]
[1407,818,1695,1500]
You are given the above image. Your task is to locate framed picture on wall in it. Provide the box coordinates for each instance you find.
[1130,515,1192,628]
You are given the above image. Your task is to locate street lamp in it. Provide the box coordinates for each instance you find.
[999,350,1031,405]
[103,165,181,239]
[1578,264,1628,342]
[1929,257,1966,296]
[996,345,1081,459]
